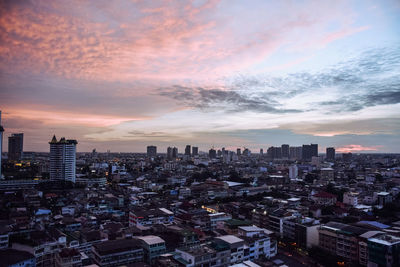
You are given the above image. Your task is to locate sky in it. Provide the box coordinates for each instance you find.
[0,0,400,153]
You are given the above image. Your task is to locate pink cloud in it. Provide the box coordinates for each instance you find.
[336,144,382,153]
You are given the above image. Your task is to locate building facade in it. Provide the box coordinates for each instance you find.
[49,135,77,183]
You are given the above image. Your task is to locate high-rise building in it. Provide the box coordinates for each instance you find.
[209,148,216,159]
[0,111,4,179]
[289,146,302,160]
[326,147,335,161]
[289,165,298,179]
[311,144,318,157]
[302,145,312,161]
[147,146,157,157]
[49,135,77,183]
[172,147,178,158]
[267,146,281,159]
[260,148,263,155]
[237,148,241,156]
[167,147,173,160]
[281,144,289,158]
[185,145,191,156]
[192,146,198,156]
[8,133,23,161]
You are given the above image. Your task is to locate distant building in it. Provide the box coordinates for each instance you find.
[302,144,312,161]
[311,143,318,157]
[209,148,217,159]
[147,145,157,157]
[192,146,198,156]
[185,145,191,156]
[342,152,353,162]
[289,165,298,179]
[172,147,178,158]
[49,135,77,183]
[289,146,302,160]
[237,148,241,156]
[326,147,335,161]
[8,133,23,161]
[167,147,173,160]
[0,111,4,179]
[281,144,289,158]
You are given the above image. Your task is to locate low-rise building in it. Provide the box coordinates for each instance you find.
[92,239,144,267]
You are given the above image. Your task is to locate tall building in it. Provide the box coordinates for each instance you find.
[260,148,263,155]
[147,145,157,157]
[209,148,216,159]
[236,148,241,156]
[311,144,318,157]
[172,147,178,158]
[49,135,77,183]
[167,147,173,160]
[8,133,23,161]
[302,145,312,161]
[0,111,4,179]
[192,146,198,156]
[185,145,191,156]
[281,144,289,158]
[326,147,335,161]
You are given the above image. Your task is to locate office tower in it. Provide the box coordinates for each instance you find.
[209,148,216,159]
[185,145,191,156]
[302,144,312,161]
[147,145,157,157]
[281,144,289,158]
[326,147,335,161]
[243,148,251,156]
[260,148,263,155]
[0,111,4,179]
[237,148,241,156]
[8,133,23,161]
[192,146,198,156]
[49,135,77,183]
[311,144,318,157]
[167,147,173,160]
[172,147,178,158]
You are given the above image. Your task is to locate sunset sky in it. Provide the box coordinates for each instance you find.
[1,0,399,153]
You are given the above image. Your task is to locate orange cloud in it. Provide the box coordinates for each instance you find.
[4,108,147,127]
[336,144,382,153]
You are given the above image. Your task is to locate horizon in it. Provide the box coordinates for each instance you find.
[1,0,399,153]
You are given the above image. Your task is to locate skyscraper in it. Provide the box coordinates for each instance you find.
[311,144,318,157]
[302,144,312,161]
[281,144,289,158]
[209,148,216,159]
[326,147,335,161]
[172,147,178,158]
[192,146,198,156]
[147,145,157,157]
[8,133,23,161]
[236,148,241,156]
[185,145,191,156]
[0,111,4,179]
[49,135,77,183]
[167,147,173,160]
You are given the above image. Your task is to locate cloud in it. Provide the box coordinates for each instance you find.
[158,86,302,113]
[336,144,381,153]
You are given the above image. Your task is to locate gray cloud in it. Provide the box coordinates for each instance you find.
[158,85,302,114]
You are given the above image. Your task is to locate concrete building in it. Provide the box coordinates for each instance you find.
[215,235,245,264]
[377,192,392,206]
[129,208,174,227]
[49,135,77,183]
[367,233,400,267]
[281,144,289,159]
[237,226,277,260]
[0,249,35,267]
[343,192,359,207]
[135,235,166,263]
[92,239,144,267]
[185,145,191,156]
[55,248,82,267]
[8,133,23,161]
[175,242,230,267]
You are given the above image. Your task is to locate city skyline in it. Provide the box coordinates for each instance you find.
[1,0,400,153]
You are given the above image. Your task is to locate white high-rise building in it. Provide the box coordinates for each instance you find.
[49,135,77,183]
[0,111,4,179]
